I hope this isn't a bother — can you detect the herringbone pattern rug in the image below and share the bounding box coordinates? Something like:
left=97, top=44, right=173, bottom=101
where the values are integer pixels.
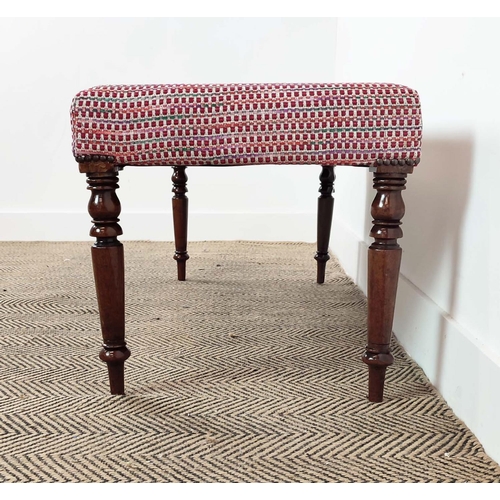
left=0, top=241, right=498, bottom=482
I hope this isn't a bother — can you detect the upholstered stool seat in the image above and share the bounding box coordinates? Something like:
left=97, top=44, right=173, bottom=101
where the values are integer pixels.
left=70, top=82, right=422, bottom=402
left=71, top=83, right=421, bottom=166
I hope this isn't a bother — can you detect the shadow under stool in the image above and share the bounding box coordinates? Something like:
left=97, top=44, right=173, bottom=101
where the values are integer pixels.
left=70, top=83, right=423, bottom=402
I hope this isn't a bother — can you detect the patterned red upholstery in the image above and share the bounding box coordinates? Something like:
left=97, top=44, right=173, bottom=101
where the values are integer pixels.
left=70, top=83, right=422, bottom=167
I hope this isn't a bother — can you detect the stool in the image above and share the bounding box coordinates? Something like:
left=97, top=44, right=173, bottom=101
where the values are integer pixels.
left=70, top=83, right=422, bottom=402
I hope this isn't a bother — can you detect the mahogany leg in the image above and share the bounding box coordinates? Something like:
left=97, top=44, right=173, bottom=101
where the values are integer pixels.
left=172, top=166, right=189, bottom=281
left=84, top=163, right=130, bottom=395
left=363, top=164, right=412, bottom=402
left=314, top=166, right=335, bottom=283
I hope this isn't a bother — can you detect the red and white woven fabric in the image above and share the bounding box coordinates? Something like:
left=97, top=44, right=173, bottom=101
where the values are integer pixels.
left=70, top=83, right=422, bottom=167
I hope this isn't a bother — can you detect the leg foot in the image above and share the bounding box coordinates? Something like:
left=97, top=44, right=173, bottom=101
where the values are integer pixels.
left=368, top=366, right=388, bottom=403
left=363, top=349, right=394, bottom=402
left=175, top=260, right=187, bottom=282
left=100, top=346, right=130, bottom=395
left=316, top=260, right=328, bottom=285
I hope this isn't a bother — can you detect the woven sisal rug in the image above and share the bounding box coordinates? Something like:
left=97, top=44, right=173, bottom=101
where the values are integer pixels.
left=0, top=241, right=498, bottom=482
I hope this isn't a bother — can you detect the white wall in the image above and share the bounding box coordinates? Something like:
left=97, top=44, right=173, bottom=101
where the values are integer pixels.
left=332, top=17, right=500, bottom=464
left=0, top=17, right=337, bottom=241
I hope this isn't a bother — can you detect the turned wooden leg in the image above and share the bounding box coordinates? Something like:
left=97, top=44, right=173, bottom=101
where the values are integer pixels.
left=363, top=162, right=413, bottom=402
left=81, top=160, right=130, bottom=395
left=172, top=166, right=189, bottom=281
left=315, top=166, right=335, bottom=283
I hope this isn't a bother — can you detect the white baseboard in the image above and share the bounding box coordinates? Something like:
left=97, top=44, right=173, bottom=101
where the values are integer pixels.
left=0, top=211, right=316, bottom=242
left=330, top=217, right=368, bottom=293
left=331, top=217, right=500, bottom=465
